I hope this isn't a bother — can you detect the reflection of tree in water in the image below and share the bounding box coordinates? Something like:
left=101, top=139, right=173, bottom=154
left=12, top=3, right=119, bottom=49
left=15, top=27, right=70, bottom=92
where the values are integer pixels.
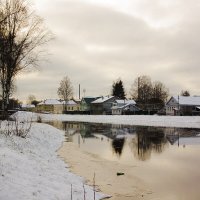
left=129, top=127, right=168, bottom=161
left=112, top=138, right=125, bottom=157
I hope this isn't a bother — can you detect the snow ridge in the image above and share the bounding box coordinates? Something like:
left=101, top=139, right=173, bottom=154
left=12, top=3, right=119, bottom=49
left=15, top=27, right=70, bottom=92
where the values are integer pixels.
left=0, top=122, right=107, bottom=200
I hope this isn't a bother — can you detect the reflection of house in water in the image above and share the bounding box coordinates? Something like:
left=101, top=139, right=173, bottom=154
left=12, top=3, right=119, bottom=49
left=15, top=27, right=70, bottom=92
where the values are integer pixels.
left=166, top=134, right=179, bottom=145
left=164, top=128, right=180, bottom=145
left=62, top=122, right=81, bottom=141
left=164, top=127, right=200, bottom=146
left=111, top=124, right=136, bottom=139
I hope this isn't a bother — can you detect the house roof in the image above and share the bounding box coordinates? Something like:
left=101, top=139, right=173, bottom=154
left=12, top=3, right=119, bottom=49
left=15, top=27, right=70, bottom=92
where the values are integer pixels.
left=115, top=99, right=136, bottom=104
left=173, top=96, right=200, bottom=106
left=82, top=97, right=99, bottom=104
left=92, top=96, right=115, bottom=104
left=112, top=103, right=137, bottom=110
left=66, top=100, right=77, bottom=105
left=21, top=104, right=35, bottom=108
left=38, top=99, right=64, bottom=105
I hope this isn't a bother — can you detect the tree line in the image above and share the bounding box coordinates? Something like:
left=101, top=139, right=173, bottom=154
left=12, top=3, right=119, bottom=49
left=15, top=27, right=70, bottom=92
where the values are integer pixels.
left=112, top=75, right=169, bottom=110
left=56, top=75, right=190, bottom=111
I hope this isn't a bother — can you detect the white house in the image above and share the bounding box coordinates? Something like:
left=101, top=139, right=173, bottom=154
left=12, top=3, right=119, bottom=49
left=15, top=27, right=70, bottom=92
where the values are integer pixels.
left=37, top=99, right=65, bottom=114
left=91, top=96, right=116, bottom=115
left=111, top=99, right=139, bottom=115
left=166, top=96, right=200, bottom=116
left=66, top=100, right=80, bottom=111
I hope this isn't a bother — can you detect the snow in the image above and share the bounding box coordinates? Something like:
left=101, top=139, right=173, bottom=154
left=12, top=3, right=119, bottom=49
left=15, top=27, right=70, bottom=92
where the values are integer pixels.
left=115, top=99, right=136, bottom=105
left=0, top=120, right=108, bottom=200
left=13, top=111, right=200, bottom=129
left=38, top=99, right=64, bottom=105
left=173, top=96, right=200, bottom=106
left=21, top=104, right=35, bottom=108
left=91, top=96, right=114, bottom=104
left=3, top=111, right=200, bottom=199
left=67, top=100, right=77, bottom=105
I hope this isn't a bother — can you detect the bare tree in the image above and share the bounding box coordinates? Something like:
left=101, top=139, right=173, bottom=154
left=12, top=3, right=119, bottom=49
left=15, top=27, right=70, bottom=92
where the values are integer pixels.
left=0, top=0, right=52, bottom=119
left=57, top=76, right=73, bottom=105
left=130, top=75, right=152, bottom=103
left=152, top=81, right=169, bottom=104
left=130, top=75, right=169, bottom=111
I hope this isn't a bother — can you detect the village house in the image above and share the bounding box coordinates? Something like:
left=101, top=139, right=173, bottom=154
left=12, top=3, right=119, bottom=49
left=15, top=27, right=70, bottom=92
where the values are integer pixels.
left=65, top=100, right=80, bottom=112
left=37, top=99, right=64, bottom=114
left=80, top=97, right=99, bottom=113
left=111, top=99, right=140, bottom=115
left=166, top=96, right=200, bottom=116
left=91, top=96, right=116, bottom=115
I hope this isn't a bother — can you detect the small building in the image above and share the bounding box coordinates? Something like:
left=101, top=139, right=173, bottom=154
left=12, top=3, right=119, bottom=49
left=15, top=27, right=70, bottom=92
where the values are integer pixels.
left=166, top=96, right=200, bottom=116
left=91, top=96, right=116, bottom=115
left=111, top=99, right=140, bottom=115
left=66, top=100, right=80, bottom=112
left=37, top=99, right=64, bottom=114
left=80, top=97, right=99, bottom=112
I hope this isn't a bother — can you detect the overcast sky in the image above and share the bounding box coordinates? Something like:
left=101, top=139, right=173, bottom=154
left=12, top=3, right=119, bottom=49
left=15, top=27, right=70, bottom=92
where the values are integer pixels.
left=16, top=0, right=200, bottom=102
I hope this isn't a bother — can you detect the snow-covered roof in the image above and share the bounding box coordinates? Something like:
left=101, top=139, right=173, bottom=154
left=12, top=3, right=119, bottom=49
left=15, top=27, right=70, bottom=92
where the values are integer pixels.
left=115, top=99, right=136, bottom=104
left=82, top=97, right=99, bottom=104
left=92, top=96, right=114, bottom=104
left=38, top=99, right=64, bottom=105
left=112, top=103, right=137, bottom=110
left=173, top=96, right=200, bottom=106
left=21, top=104, right=35, bottom=108
left=66, top=100, right=77, bottom=105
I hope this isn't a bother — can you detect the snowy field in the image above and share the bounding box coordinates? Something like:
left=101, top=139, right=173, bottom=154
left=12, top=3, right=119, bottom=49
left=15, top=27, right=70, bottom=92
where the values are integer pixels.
left=15, top=111, right=200, bottom=128
left=0, top=120, right=108, bottom=200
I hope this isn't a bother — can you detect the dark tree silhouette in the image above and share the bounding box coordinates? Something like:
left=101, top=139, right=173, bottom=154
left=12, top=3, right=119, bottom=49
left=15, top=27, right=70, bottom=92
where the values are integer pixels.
left=181, top=90, right=190, bottom=96
left=112, top=78, right=126, bottom=99
left=112, top=138, right=125, bottom=156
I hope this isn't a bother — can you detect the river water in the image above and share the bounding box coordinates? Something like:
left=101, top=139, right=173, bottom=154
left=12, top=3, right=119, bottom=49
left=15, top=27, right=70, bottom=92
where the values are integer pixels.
left=50, top=121, right=200, bottom=200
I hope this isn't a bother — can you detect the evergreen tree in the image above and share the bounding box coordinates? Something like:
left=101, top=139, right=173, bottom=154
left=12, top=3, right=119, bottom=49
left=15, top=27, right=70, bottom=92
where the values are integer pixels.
left=112, top=79, right=126, bottom=99
left=181, top=90, right=190, bottom=96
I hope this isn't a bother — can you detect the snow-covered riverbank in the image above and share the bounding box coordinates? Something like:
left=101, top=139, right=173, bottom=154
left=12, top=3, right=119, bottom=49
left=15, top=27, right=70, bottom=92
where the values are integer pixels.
left=15, top=111, right=200, bottom=128
left=2, top=111, right=200, bottom=199
left=0, top=121, right=108, bottom=200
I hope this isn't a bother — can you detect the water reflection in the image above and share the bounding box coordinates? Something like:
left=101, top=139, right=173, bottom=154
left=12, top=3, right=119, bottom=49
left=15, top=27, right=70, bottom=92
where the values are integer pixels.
left=112, top=138, right=125, bottom=156
left=130, top=127, right=168, bottom=161
left=49, top=121, right=200, bottom=161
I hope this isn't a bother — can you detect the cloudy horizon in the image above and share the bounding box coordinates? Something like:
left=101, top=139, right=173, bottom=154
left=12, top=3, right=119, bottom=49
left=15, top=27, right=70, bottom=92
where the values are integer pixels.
left=15, top=0, right=200, bottom=102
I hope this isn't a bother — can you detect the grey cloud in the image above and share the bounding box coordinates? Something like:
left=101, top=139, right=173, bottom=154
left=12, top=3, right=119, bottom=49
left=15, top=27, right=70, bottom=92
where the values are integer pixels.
left=16, top=0, right=200, bottom=101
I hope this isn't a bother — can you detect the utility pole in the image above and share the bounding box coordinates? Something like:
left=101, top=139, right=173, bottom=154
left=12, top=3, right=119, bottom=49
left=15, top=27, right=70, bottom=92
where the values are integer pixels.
left=79, top=84, right=80, bottom=100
